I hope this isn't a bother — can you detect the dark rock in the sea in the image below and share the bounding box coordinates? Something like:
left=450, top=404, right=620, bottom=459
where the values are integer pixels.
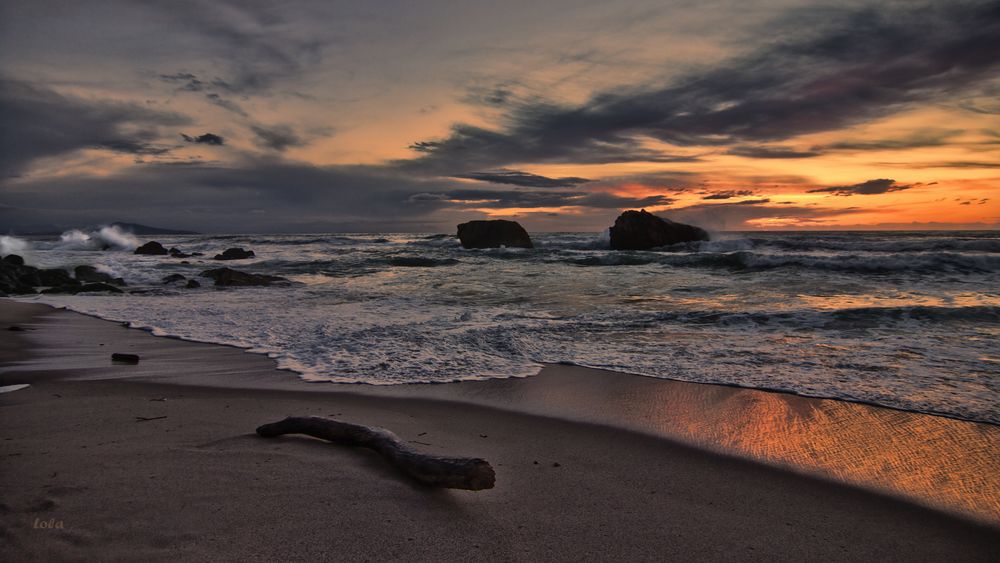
left=213, top=247, right=255, bottom=260
left=9, top=326, right=25, bottom=331
left=135, top=241, right=168, bottom=255
left=168, top=247, right=193, bottom=258
left=199, top=267, right=288, bottom=287
left=608, top=209, right=709, bottom=250
left=111, top=353, right=140, bottom=364
left=2, top=255, right=25, bottom=266
left=185, top=279, right=201, bottom=289
left=456, top=220, right=533, bottom=249
left=162, top=274, right=186, bottom=284
left=37, top=268, right=77, bottom=287
left=75, top=265, right=125, bottom=286
left=42, top=282, right=124, bottom=295
left=0, top=259, right=38, bottom=294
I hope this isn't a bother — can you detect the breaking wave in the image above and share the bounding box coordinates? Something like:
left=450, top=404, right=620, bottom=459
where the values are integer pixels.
left=57, top=225, right=140, bottom=251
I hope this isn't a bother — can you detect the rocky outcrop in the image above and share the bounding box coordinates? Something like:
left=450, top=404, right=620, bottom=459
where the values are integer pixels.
left=456, top=220, right=533, bottom=249
left=75, top=265, right=125, bottom=286
left=0, top=258, right=127, bottom=295
left=36, top=268, right=77, bottom=287
left=135, top=241, right=168, bottom=255
left=213, top=247, right=255, bottom=260
left=608, top=210, right=709, bottom=250
left=0, top=257, right=37, bottom=295
left=185, top=279, right=201, bottom=289
left=162, top=274, right=186, bottom=284
left=42, top=282, right=124, bottom=295
left=200, top=267, right=288, bottom=287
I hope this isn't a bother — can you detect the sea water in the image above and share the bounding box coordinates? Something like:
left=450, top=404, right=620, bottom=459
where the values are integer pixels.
left=8, top=228, right=999, bottom=424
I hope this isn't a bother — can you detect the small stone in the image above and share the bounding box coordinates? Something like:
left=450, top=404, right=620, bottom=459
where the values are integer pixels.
left=111, top=353, right=140, bottom=364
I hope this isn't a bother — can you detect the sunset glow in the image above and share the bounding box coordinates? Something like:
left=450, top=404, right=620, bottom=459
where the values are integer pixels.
left=1, top=1, right=998, bottom=233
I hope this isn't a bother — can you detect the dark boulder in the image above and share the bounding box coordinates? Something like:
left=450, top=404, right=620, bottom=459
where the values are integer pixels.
left=135, top=241, right=168, bottom=255
left=111, top=353, right=140, bottom=364
left=162, top=273, right=186, bottom=284
left=213, top=247, right=255, bottom=260
left=0, top=259, right=37, bottom=295
left=185, top=279, right=201, bottom=289
left=168, top=247, right=192, bottom=258
left=37, top=268, right=77, bottom=287
left=75, top=265, right=125, bottom=286
left=42, top=282, right=123, bottom=295
left=456, top=220, right=533, bottom=249
left=199, top=267, right=288, bottom=287
left=2, top=255, right=25, bottom=266
left=608, top=209, right=709, bottom=250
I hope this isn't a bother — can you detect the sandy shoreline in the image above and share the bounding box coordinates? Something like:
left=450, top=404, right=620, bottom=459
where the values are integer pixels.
left=1, top=301, right=998, bottom=561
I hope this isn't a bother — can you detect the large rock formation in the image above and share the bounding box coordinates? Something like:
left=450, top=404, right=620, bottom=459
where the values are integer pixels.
left=200, top=267, right=289, bottom=287
left=214, top=247, right=255, bottom=260
left=608, top=210, right=709, bottom=250
left=134, top=241, right=168, bottom=255
left=456, top=220, right=533, bottom=249
left=0, top=256, right=37, bottom=295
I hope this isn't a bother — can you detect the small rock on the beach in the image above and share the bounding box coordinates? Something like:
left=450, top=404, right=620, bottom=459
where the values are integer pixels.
left=185, top=279, right=201, bottom=289
left=111, top=353, right=140, bottom=364
left=162, top=273, right=186, bottom=284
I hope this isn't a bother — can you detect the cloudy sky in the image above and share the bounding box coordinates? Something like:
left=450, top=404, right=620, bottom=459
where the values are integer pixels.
left=1, top=0, right=998, bottom=233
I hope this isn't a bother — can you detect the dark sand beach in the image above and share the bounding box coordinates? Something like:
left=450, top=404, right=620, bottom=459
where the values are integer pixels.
left=1, top=300, right=998, bottom=561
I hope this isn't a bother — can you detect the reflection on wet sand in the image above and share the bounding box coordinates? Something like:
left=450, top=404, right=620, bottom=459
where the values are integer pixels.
left=381, top=364, right=1000, bottom=525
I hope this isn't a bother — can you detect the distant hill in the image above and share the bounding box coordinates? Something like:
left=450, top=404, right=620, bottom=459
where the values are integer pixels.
left=110, top=222, right=200, bottom=235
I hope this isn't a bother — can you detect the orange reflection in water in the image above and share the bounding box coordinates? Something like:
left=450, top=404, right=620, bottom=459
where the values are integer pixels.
left=421, top=365, right=1000, bottom=525
left=648, top=382, right=1000, bottom=524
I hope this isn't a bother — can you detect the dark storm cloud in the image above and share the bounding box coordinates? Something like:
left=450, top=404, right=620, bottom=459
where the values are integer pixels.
left=816, top=129, right=964, bottom=151
left=701, top=190, right=756, bottom=200
left=726, top=145, right=821, bottom=159
left=205, top=93, right=248, bottom=117
left=0, top=77, right=190, bottom=177
left=151, top=1, right=328, bottom=95
left=97, top=140, right=172, bottom=155
left=464, top=85, right=516, bottom=107
left=415, top=189, right=673, bottom=209
left=455, top=170, right=591, bottom=188
left=401, top=122, right=701, bottom=174
left=406, top=1, right=1000, bottom=172
left=0, top=159, right=460, bottom=233
left=251, top=124, right=305, bottom=151
left=807, top=178, right=912, bottom=196
left=181, top=133, right=225, bottom=145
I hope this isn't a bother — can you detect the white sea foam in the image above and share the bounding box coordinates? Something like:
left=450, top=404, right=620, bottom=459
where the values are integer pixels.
left=0, top=235, right=31, bottom=258
left=58, top=225, right=140, bottom=251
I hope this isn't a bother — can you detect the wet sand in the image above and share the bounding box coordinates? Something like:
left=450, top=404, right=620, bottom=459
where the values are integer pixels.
left=1, top=301, right=998, bottom=561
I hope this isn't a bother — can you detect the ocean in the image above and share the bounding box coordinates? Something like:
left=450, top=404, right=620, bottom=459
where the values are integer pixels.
left=5, top=227, right=999, bottom=424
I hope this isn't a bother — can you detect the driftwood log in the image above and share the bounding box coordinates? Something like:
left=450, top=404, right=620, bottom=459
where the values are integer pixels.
left=256, top=416, right=495, bottom=491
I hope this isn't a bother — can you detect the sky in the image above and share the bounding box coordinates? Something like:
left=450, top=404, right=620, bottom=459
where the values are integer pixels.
left=1, top=0, right=998, bottom=233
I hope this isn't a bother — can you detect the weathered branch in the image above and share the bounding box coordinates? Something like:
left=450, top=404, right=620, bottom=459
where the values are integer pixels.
left=256, top=416, right=495, bottom=491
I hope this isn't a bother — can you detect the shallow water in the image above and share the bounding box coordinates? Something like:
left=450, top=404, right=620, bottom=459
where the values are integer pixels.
left=10, top=228, right=1000, bottom=424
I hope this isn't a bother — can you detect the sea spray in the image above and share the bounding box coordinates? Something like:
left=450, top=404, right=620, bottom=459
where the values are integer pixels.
left=58, top=225, right=140, bottom=251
